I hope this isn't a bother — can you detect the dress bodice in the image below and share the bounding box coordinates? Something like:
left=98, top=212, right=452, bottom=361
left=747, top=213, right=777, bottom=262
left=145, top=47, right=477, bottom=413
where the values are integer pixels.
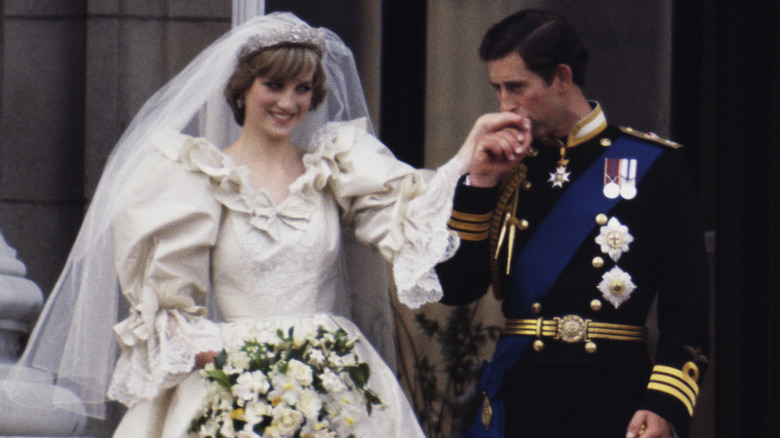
left=211, top=184, right=346, bottom=320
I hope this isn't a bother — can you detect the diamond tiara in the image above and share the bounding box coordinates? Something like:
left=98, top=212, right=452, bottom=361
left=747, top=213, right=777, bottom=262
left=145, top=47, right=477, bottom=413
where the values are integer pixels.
left=238, top=24, right=326, bottom=59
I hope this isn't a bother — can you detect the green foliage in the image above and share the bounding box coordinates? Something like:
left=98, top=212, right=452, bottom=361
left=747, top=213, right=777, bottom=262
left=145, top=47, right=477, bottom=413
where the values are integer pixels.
left=397, top=304, right=500, bottom=438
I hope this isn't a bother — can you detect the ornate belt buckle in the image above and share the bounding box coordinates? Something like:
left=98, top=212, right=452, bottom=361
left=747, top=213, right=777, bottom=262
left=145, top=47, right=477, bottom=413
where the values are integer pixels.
left=557, top=314, right=587, bottom=343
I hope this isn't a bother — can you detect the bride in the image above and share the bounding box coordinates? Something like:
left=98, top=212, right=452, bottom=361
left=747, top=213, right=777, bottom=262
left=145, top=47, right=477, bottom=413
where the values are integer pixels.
left=5, top=11, right=528, bottom=438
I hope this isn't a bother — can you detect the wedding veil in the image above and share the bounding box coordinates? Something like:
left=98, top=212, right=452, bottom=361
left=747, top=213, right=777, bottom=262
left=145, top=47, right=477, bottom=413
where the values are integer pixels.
left=3, top=12, right=390, bottom=425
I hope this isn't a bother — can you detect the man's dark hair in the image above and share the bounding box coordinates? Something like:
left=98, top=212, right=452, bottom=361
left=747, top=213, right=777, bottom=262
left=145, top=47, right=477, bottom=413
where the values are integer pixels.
left=479, top=9, right=589, bottom=86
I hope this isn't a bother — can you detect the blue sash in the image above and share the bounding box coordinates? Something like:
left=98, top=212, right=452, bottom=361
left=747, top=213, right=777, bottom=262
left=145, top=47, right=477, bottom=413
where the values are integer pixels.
left=466, top=136, right=663, bottom=437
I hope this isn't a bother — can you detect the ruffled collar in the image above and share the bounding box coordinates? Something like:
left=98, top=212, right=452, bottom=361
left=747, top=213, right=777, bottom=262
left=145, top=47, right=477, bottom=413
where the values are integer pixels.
left=149, top=118, right=368, bottom=241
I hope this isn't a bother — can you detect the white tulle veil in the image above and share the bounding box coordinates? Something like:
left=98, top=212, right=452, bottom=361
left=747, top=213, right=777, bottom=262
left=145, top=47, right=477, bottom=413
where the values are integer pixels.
left=2, top=12, right=393, bottom=427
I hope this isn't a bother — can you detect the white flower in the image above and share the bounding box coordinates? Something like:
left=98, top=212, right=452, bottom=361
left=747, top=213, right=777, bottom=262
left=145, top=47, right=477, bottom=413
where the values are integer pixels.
left=261, top=426, right=284, bottom=438
left=234, top=370, right=271, bottom=402
left=297, top=388, right=323, bottom=420
left=293, top=331, right=309, bottom=348
left=236, top=425, right=261, bottom=438
left=301, top=422, right=337, bottom=438
left=595, top=217, right=634, bottom=262
left=322, top=332, right=335, bottom=344
left=326, top=352, right=344, bottom=367
left=200, top=417, right=220, bottom=436
left=287, top=359, right=314, bottom=386
left=229, top=350, right=252, bottom=369
left=320, top=369, right=348, bottom=393
left=307, top=348, right=326, bottom=365
left=219, top=417, right=236, bottom=437
left=271, top=406, right=304, bottom=436
left=244, top=399, right=273, bottom=425
left=190, top=325, right=381, bottom=438
left=269, top=372, right=298, bottom=402
left=223, top=363, right=243, bottom=376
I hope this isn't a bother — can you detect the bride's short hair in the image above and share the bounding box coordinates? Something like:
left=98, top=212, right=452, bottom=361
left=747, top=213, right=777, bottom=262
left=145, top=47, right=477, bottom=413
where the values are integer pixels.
left=225, top=43, right=327, bottom=126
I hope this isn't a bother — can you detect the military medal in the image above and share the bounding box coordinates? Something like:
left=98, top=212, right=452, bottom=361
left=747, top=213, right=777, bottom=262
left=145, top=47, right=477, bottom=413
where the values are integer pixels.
left=619, top=158, right=637, bottom=199
left=603, top=158, right=620, bottom=198
left=603, top=158, right=638, bottom=199
left=548, top=144, right=571, bottom=188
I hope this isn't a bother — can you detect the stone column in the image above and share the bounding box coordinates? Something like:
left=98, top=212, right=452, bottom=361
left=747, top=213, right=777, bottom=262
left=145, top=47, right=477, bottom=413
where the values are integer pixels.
left=0, top=232, right=41, bottom=364
left=0, top=229, right=87, bottom=436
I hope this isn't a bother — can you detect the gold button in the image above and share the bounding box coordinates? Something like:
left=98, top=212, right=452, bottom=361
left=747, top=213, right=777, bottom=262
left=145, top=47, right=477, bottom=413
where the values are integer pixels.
left=521, top=180, right=532, bottom=191
left=585, top=341, right=598, bottom=353
left=518, top=219, right=529, bottom=230
left=596, top=214, right=608, bottom=225
left=592, top=256, right=604, bottom=268
left=600, top=138, right=612, bottom=147
left=533, top=340, right=545, bottom=351
left=531, top=302, right=542, bottom=314
left=528, top=147, right=539, bottom=157
left=590, top=299, right=603, bottom=311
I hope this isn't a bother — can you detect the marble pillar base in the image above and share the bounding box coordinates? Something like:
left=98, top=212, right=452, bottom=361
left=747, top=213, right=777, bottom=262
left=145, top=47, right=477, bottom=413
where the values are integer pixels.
left=0, top=365, right=88, bottom=436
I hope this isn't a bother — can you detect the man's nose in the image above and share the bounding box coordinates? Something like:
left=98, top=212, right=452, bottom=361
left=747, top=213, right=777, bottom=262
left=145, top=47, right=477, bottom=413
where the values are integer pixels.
left=498, top=90, right=518, bottom=113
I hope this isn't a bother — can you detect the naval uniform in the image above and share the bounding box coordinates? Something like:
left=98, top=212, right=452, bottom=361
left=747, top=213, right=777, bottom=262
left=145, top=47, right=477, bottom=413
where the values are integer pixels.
left=436, top=104, right=709, bottom=437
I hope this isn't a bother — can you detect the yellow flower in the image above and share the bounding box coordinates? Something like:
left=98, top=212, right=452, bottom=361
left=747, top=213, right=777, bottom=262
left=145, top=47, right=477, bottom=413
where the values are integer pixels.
left=231, top=407, right=246, bottom=421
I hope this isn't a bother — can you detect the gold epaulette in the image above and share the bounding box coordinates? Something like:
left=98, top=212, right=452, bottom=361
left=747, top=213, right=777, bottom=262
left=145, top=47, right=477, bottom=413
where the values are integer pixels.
left=620, top=126, right=683, bottom=149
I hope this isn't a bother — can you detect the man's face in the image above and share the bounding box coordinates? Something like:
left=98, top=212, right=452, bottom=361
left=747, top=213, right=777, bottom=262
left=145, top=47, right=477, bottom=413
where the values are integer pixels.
left=487, top=52, right=563, bottom=139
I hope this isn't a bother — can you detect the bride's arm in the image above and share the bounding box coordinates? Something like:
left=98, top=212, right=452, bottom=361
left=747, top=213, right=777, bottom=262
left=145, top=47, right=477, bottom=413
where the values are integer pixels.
left=107, top=139, right=224, bottom=408
left=311, top=118, right=528, bottom=309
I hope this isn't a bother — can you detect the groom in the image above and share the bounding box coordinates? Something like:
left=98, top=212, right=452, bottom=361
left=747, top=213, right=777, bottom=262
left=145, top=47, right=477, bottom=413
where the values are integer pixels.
left=437, top=8, right=710, bottom=438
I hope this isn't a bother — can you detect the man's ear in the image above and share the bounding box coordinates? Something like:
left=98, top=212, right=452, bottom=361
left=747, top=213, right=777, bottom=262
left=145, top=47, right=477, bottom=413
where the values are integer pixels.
left=552, top=64, right=574, bottom=92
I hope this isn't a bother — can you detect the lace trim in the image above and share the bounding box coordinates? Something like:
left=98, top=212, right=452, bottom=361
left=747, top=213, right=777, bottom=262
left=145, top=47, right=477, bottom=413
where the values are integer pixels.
left=394, top=156, right=465, bottom=308
left=107, top=310, right=222, bottom=407
left=302, top=119, right=465, bottom=309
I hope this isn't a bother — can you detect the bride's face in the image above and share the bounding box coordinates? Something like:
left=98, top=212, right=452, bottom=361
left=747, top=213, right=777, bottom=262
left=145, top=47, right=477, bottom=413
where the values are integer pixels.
left=243, top=72, right=314, bottom=140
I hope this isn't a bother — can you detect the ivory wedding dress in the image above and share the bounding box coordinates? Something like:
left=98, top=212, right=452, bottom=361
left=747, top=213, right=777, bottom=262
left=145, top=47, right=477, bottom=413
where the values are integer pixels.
left=108, top=119, right=463, bottom=437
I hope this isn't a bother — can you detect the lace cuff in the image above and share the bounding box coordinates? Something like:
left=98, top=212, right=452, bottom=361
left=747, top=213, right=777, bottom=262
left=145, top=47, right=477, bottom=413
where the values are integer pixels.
left=394, top=156, right=465, bottom=308
left=107, top=309, right=223, bottom=407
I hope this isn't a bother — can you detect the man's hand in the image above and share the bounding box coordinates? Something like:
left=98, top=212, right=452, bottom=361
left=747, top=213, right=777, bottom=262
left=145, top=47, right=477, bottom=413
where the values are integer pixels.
left=626, top=409, right=673, bottom=438
left=456, top=112, right=532, bottom=187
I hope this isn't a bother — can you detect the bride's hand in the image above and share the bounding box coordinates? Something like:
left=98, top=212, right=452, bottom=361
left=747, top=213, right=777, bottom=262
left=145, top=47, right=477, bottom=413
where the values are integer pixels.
left=195, top=351, right=220, bottom=369
left=456, top=112, right=532, bottom=187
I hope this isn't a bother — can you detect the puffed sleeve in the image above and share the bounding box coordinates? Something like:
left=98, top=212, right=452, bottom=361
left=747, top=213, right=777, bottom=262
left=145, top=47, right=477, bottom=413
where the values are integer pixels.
left=107, top=131, right=225, bottom=407
left=304, top=119, right=467, bottom=308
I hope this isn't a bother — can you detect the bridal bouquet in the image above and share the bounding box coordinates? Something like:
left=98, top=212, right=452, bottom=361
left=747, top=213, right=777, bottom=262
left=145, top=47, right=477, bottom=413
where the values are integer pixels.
left=189, top=326, right=382, bottom=438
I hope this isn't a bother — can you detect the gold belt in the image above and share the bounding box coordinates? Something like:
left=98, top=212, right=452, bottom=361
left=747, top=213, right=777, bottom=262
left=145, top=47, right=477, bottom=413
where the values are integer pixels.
left=504, top=315, right=648, bottom=344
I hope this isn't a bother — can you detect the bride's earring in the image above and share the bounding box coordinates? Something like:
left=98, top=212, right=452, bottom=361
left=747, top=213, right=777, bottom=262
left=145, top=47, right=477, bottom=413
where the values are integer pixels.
left=237, top=97, right=245, bottom=109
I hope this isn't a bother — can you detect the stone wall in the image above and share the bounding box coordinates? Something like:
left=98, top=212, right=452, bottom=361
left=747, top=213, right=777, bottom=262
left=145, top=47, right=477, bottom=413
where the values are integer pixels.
left=1, top=0, right=232, bottom=296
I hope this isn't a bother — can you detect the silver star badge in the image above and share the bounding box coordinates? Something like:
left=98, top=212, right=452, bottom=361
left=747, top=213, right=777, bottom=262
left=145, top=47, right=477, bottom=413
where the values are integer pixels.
left=548, top=166, right=570, bottom=188
left=595, top=217, right=634, bottom=262
left=597, top=266, right=637, bottom=308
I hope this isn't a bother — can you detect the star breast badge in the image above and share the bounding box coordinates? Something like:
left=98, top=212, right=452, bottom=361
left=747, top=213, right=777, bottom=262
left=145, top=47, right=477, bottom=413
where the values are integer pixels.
left=595, top=217, right=634, bottom=262
left=548, top=166, right=571, bottom=188
left=597, top=266, right=637, bottom=308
